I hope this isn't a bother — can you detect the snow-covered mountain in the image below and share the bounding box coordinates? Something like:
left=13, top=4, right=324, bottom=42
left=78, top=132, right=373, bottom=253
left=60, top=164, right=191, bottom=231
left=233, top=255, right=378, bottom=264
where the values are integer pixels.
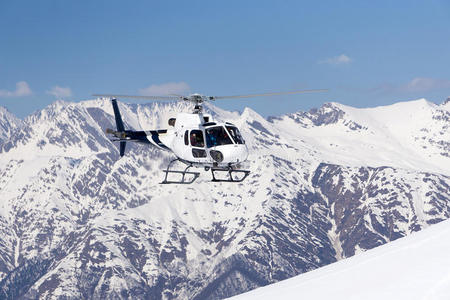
left=0, top=98, right=448, bottom=299
left=231, top=216, right=450, bottom=300
left=0, top=106, right=22, bottom=144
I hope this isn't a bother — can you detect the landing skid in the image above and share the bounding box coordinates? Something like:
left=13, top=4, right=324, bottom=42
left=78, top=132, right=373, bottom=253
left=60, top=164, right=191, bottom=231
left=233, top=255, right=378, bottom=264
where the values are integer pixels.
left=161, top=159, right=200, bottom=184
left=210, top=167, right=250, bottom=183
left=160, top=159, right=250, bottom=184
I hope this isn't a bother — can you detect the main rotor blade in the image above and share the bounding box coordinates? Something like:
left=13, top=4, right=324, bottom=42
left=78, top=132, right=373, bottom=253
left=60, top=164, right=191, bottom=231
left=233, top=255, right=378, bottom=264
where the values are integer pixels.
left=92, top=94, right=182, bottom=100
left=212, top=89, right=328, bottom=100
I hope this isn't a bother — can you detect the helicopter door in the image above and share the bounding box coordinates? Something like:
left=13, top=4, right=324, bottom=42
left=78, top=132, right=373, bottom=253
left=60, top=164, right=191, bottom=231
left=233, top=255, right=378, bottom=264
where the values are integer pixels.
left=189, top=130, right=207, bottom=159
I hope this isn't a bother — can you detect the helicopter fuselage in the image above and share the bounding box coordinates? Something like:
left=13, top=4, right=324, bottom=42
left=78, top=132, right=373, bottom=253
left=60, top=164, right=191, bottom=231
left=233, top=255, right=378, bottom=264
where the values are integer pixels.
left=154, top=112, right=249, bottom=168
left=99, top=88, right=326, bottom=183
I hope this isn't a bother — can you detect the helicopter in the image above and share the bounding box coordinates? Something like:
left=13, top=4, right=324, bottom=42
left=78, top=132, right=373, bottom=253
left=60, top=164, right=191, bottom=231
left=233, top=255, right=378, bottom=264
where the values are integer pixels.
left=93, top=89, right=326, bottom=184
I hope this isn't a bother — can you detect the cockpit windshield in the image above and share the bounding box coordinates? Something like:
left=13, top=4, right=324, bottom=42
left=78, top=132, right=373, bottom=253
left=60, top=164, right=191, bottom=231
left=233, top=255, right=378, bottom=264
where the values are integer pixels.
left=226, top=126, right=244, bottom=144
left=205, top=126, right=233, bottom=148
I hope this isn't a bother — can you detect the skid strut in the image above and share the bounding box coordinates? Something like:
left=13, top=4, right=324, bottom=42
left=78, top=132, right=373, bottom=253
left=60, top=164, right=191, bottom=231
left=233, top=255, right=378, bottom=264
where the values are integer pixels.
left=211, top=167, right=250, bottom=182
left=161, top=159, right=200, bottom=184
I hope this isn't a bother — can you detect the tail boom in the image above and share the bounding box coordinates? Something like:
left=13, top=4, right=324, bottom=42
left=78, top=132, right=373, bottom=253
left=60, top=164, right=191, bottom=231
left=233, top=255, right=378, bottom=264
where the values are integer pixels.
left=107, top=99, right=169, bottom=156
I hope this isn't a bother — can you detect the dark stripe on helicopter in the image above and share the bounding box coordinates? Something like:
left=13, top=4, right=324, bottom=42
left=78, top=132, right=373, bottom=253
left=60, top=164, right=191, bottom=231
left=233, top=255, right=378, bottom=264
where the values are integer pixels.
left=149, top=130, right=169, bottom=150
left=113, top=130, right=169, bottom=150
left=121, top=130, right=150, bottom=143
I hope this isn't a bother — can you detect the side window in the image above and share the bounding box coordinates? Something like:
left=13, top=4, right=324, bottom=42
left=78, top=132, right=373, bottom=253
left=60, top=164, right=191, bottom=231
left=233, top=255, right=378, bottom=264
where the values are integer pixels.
left=192, top=148, right=206, bottom=158
left=190, top=130, right=205, bottom=147
left=184, top=130, right=189, bottom=145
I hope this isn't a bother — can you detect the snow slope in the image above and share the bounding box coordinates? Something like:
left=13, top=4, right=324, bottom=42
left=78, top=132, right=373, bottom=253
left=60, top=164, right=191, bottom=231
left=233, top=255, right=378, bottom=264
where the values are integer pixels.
left=232, top=217, right=450, bottom=300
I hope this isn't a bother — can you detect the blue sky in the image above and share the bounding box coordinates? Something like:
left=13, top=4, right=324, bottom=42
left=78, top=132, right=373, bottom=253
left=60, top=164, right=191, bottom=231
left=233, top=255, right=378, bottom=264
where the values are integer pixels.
left=1, top=0, right=450, bottom=118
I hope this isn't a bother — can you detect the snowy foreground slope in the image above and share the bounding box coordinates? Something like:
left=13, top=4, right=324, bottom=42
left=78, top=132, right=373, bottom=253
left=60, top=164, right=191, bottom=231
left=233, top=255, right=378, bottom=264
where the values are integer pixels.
left=0, top=98, right=448, bottom=299
left=232, top=217, right=450, bottom=300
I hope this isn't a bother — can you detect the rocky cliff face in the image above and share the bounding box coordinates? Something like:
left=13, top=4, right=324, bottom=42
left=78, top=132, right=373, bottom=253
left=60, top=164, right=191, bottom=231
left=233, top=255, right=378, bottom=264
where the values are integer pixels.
left=0, top=99, right=449, bottom=299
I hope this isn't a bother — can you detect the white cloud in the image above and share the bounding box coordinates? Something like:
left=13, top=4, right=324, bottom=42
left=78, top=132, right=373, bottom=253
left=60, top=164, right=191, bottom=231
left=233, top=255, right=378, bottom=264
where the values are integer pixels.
left=319, top=54, right=352, bottom=65
left=372, top=77, right=450, bottom=94
left=138, top=82, right=190, bottom=96
left=400, top=77, right=450, bottom=93
left=0, top=81, right=32, bottom=97
left=46, top=86, right=72, bottom=99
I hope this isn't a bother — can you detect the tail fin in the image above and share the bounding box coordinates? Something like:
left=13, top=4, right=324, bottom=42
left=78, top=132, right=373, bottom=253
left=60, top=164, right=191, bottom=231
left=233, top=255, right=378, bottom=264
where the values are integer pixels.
left=111, top=98, right=126, bottom=157
left=119, top=141, right=126, bottom=157
left=111, top=98, right=125, bottom=132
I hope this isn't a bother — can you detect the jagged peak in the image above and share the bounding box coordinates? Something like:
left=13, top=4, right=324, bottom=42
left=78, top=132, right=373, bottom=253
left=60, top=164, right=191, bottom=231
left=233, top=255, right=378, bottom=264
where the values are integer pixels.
left=0, top=106, right=22, bottom=139
left=327, top=99, right=436, bottom=116
left=41, top=99, right=71, bottom=113
left=310, top=101, right=344, bottom=113
left=361, top=98, right=434, bottom=111
left=241, top=106, right=266, bottom=122
left=0, top=105, right=20, bottom=121
left=0, top=105, right=12, bottom=114
left=25, top=100, right=83, bottom=124
left=53, top=99, right=70, bottom=107
left=79, top=98, right=110, bottom=110
left=441, top=97, right=450, bottom=112
left=267, top=102, right=346, bottom=127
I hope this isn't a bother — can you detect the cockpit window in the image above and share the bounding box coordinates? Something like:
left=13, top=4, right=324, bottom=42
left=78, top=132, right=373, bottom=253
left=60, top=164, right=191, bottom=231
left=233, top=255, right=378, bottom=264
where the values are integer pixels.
left=190, top=130, right=205, bottom=147
left=226, top=126, right=244, bottom=144
left=205, top=126, right=233, bottom=148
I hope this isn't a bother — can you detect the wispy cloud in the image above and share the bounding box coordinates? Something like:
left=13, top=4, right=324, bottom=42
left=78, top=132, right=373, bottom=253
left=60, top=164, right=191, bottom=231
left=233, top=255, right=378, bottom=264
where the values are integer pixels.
left=0, top=81, right=32, bottom=97
left=138, top=82, right=190, bottom=96
left=47, top=86, right=72, bottom=99
left=319, top=54, right=352, bottom=65
left=400, top=77, right=450, bottom=93
left=372, top=77, right=450, bottom=94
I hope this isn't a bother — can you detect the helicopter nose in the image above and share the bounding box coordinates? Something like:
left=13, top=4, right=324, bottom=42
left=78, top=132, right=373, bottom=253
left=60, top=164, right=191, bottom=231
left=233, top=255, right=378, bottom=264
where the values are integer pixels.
left=230, top=144, right=248, bottom=163
left=211, top=144, right=248, bottom=165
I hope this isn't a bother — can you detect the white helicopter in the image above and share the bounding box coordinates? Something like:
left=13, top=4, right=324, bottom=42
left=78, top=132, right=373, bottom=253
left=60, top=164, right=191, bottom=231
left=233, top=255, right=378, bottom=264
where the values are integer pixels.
left=93, top=90, right=326, bottom=184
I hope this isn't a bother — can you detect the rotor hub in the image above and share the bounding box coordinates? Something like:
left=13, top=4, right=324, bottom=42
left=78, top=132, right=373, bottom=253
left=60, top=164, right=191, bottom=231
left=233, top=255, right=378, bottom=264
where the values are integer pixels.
left=184, top=94, right=211, bottom=113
